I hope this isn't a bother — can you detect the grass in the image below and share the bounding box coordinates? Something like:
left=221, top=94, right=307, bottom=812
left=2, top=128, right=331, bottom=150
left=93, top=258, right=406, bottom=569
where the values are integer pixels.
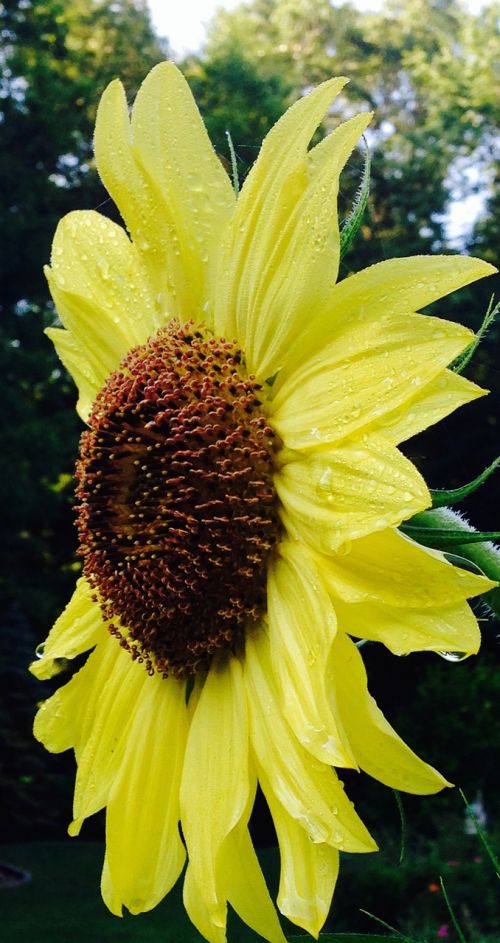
left=0, top=841, right=281, bottom=943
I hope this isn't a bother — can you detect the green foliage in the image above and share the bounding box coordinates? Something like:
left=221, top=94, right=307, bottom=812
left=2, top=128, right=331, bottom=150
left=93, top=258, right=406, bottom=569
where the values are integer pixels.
left=0, top=607, right=73, bottom=838
left=393, top=653, right=500, bottom=813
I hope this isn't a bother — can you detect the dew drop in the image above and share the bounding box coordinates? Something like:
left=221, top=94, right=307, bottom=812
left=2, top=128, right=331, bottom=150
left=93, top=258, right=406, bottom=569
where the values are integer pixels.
left=97, top=258, right=110, bottom=280
left=437, top=651, right=470, bottom=663
left=35, top=643, right=45, bottom=659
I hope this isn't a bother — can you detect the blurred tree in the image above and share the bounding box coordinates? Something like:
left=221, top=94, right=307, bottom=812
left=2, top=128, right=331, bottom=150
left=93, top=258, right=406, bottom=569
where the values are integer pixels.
left=204, top=0, right=499, bottom=268
left=183, top=51, right=291, bottom=180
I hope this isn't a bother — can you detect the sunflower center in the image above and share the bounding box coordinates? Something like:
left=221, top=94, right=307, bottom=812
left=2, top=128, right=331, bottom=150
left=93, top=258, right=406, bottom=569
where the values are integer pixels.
left=75, top=321, right=281, bottom=678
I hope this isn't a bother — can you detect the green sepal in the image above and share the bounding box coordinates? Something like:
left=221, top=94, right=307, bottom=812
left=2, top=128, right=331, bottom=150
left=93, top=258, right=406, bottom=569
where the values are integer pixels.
left=225, top=129, right=240, bottom=195
left=430, top=457, right=500, bottom=508
left=451, top=294, right=499, bottom=374
left=392, top=789, right=406, bottom=864
left=443, top=552, right=486, bottom=575
left=401, top=507, right=500, bottom=617
left=339, top=137, right=370, bottom=261
left=401, top=525, right=500, bottom=547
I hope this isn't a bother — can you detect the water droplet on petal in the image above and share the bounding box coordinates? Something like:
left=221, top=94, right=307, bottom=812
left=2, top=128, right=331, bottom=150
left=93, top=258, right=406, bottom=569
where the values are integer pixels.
left=437, top=651, right=470, bottom=663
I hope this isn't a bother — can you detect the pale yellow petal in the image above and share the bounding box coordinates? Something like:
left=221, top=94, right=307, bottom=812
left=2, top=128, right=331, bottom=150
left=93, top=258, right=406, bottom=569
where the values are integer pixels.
left=94, top=63, right=235, bottom=322
left=100, top=856, right=122, bottom=918
left=276, top=435, right=430, bottom=550
left=329, top=632, right=450, bottom=793
left=315, top=527, right=495, bottom=607
left=227, top=112, right=372, bottom=378
left=214, top=78, right=348, bottom=346
left=245, top=631, right=377, bottom=853
left=180, top=657, right=250, bottom=926
left=220, top=824, right=287, bottom=943
left=260, top=769, right=339, bottom=937
left=45, top=328, right=101, bottom=422
left=70, top=645, right=149, bottom=833
left=334, top=595, right=481, bottom=656
left=373, top=369, right=487, bottom=444
left=104, top=674, right=187, bottom=915
left=47, top=210, right=158, bottom=361
left=268, top=543, right=355, bottom=767
left=30, top=578, right=105, bottom=680
left=271, top=254, right=496, bottom=389
left=270, top=310, right=475, bottom=450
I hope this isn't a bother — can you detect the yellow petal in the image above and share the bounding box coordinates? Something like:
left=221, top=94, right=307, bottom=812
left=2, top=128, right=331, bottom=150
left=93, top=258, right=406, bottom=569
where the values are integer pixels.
left=276, top=434, right=430, bottom=550
left=33, top=633, right=117, bottom=755
left=268, top=543, right=355, bottom=766
left=183, top=865, right=227, bottom=943
left=316, top=527, right=495, bottom=607
left=245, top=631, right=377, bottom=853
left=103, top=673, right=187, bottom=915
left=47, top=209, right=158, bottom=363
left=329, top=632, right=450, bottom=793
left=70, top=645, right=149, bottom=832
left=94, top=63, right=235, bottom=321
left=270, top=310, right=475, bottom=451
left=228, top=112, right=372, bottom=378
left=373, top=368, right=486, bottom=444
left=220, top=823, right=287, bottom=943
left=45, top=328, right=101, bottom=422
left=180, top=656, right=250, bottom=926
left=334, top=595, right=481, bottom=656
left=272, top=254, right=496, bottom=389
left=30, top=579, right=105, bottom=680
left=214, top=77, right=348, bottom=346
left=261, top=770, right=339, bottom=937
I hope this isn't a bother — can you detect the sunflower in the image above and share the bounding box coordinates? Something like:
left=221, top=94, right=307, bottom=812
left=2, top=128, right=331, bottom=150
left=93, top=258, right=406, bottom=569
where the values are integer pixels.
left=32, top=63, right=495, bottom=942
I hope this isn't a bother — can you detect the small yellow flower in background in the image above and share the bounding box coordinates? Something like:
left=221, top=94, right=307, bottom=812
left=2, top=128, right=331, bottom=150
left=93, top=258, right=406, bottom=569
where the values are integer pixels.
left=32, top=62, right=496, bottom=943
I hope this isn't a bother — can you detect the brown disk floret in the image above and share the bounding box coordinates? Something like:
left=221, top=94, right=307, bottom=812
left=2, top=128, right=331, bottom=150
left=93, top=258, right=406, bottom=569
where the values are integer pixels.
left=75, top=321, right=281, bottom=678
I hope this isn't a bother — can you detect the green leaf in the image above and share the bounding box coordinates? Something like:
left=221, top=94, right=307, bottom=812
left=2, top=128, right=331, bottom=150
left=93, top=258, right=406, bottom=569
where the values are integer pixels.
left=451, top=294, right=499, bottom=374
left=439, top=877, right=469, bottom=943
left=430, top=457, right=500, bottom=508
left=339, top=137, right=371, bottom=261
